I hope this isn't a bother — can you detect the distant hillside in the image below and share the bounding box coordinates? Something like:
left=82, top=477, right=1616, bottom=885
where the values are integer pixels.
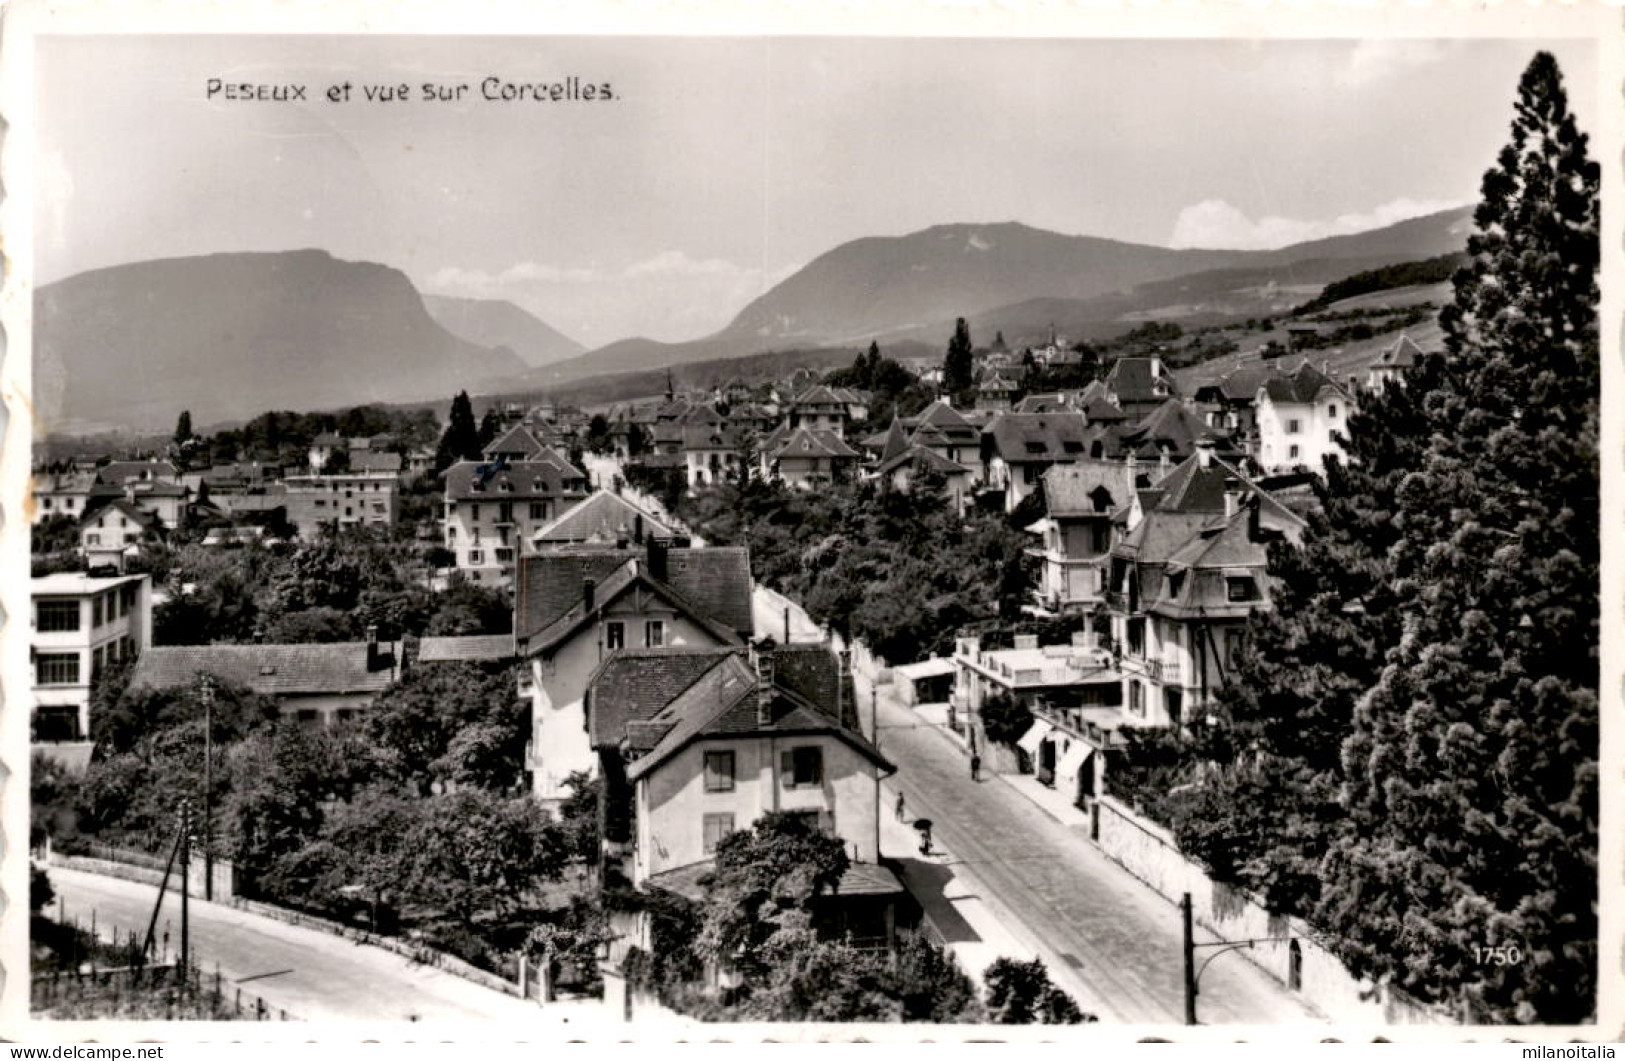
left=534, top=206, right=1473, bottom=384
left=36, top=250, right=525, bottom=434
left=422, top=294, right=585, bottom=367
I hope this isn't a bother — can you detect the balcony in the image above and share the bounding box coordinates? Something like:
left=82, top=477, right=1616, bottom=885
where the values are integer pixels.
left=1033, top=702, right=1127, bottom=751
left=1144, top=658, right=1181, bottom=683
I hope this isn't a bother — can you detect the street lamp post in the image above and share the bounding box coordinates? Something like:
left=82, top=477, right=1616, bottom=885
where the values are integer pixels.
left=1181, top=890, right=1296, bottom=1024
left=200, top=678, right=214, bottom=901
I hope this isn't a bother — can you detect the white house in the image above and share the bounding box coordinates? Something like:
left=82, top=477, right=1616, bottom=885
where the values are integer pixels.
left=442, top=458, right=590, bottom=585
left=31, top=573, right=152, bottom=760
left=1255, top=362, right=1356, bottom=475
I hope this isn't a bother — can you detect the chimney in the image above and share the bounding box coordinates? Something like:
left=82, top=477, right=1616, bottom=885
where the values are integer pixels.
left=647, top=538, right=669, bottom=583
left=633, top=514, right=644, bottom=545
left=583, top=576, right=596, bottom=612
left=366, top=624, right=383, bottom=671
left=1195, top=437, right=1216, bottom=469
left=783, top=606, right=792, bottom=644
left=755, top=639, right=776, bottom=727
left=1223, top=477, right=1241, bottom=519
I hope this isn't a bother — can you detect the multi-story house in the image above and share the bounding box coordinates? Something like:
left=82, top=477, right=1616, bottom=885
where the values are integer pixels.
left=80, top=500, right=164, bottom=571
left=682, top=424, right=749, bottom=488
left=1102, top=357, right=1179, bottom=423
left=31, top=573, right=152, bottom=756
left=981, top=411, right=1090, bottom=513
left=870, top=416, right=975, bottom=511
left=1191, top=364, right=1277, bottom=455
left=757, top=426, right=861, bottom=489
left=282, top=470, right=401, bottom=539
left=1255, top=362, right=1356, bottom=474
left=442, top=459, right=590, bottom=585
left=589, top=640, right=905, bottom=957
left=32, top=471, right=121, bottom=525
left=1026, top=462, right=1139, bottom=613
left=129, top=631, right=401, bottom=729
left=1107, top=441, right=1307, bottom=733
left=514, top=538, right=755, bottom=809
left=976, top=373, right=1019, bottom=413
left=1366, top=333, right=1424, bottom=391
left=785, top=385, right=856, bottom=437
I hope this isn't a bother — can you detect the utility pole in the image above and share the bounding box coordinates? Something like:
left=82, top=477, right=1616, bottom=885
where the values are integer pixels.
left=201, top=678, right=214, bottom=901
left=179, top=800, right=192, bottom=984
left=872, top=686, right=881, bottom=858
left=1182, top=892, right=1197, bottom=1024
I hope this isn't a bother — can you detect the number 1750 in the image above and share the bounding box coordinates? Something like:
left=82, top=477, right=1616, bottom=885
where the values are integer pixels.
left=1474, top=945, right=1523, bottom=965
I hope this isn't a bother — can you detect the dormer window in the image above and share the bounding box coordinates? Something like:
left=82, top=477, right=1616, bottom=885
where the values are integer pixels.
left=1227, top=576, right=1259, bottom=602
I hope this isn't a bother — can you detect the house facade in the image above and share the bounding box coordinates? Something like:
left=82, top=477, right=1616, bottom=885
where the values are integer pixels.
left=31, top=573, right=153, bottom=752
left=282, top=471, right=401, bottom=538
left=1027, top=462, right=1139, bottom=613
left=758, top=426, right=861, bottom=489
left=442, top=459, right=590, bottom=585
left=514, top=540, right=755, bottom=808
left=1256, top=362, right=1356, bottom=475
left=80, top=500, right=163, bottom=571
left=981, top=411, right=1090, bottom=513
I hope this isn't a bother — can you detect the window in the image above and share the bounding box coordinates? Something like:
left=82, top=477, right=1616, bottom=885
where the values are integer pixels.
left=530, top=502, right=547, bottom=520
left=499, top=502, right=513, bottom=523
left=646, top=620, right=666, bottom=648
left=703, top=813, right=735, bottom=854
left=92, top=646, right=106, bottom=679
left=1167, top=572, right=1186, bottom=600
left=704, top=750, right=736, bottom=792
left=314, top=499, right=326, bottom=508
left=788, top=746, right=824, bottom=788
left=495, top=547, right=514, bottom=563
left=1288, top=445, right=1301, bottom=460
left=37, top=601, right=80, bottom=632
left=93, top=596, right=105, bottom=627
left=1286, top=419, right=1302, bottom=434
left=606, top=621, right=626, bottom=651
left=471, top=503, right=481, bottom=521
left=296, top=709, right=321, bottom=727
left=447, top=525, right=456, bottom=541
left=1226, top=577, right=1258, bottom=603
left=1129, top=680, right=1144, bottom=716
left=37, top=653, right=81, bottom=686
left=468, top=549, right=485, bottom=565
left=1328, top=404, right=1339, bottom=418
left=86, top=532, right=102, bottom=546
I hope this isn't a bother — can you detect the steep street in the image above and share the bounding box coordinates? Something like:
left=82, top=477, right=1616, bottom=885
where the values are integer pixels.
left=860, top=673, right=1324, bottom=1026
left=44, top=867, right=609, bottom=1026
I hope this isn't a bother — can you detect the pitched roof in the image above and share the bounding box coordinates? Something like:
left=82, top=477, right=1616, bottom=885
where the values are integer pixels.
left=765, top=427, right=860, bottom=461
left=1261, top=362, right=1353, bottom=404
left=128, top=642, right=400, bottom=697
left=311, top=432, right=344, bottom=446
left=588, top=647, right=742, bottom=749
left=533, top=491, right=673, bottom=546
left=1104, top=358, right=1177, bottom=404
left=983, top=412, right=1090, bottom=463
left=1111, top=400, right=1233, bottom=460
left=1014, top=393, right=1070, bottom=413
left=1042, top=462, right=1139, bottom=518
left=877, top=416, right=911, bottom=465
left=681, top=424, right=748, bottom=451
left=417, top=633, right=516, bottom=663
left=876, top=444, right=972, bottom=478
left=621, top=648, right=891, bottom=782
left=350, top=451, right=403, bottom=473
left=96, top=461, right=178, bottom=485
left=1375, top=333, right=1424, bottom=369
left=483, top=424, right=549, bottom=460
left=914, top=400, right=979, bottom=438
left=444, top=459, right=585, bottom=502
left=514, top=545, right=754, bottom=653
left=792, top=384, right=849, bottom=407
left=644, top=858, right=903, bottom=904
left=82, top=498, right=161, bottom=530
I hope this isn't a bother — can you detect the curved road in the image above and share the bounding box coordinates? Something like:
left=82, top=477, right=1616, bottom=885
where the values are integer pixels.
left=862, top=673, right=1323, bottom=1026
left=44, top=867, right=597, bottom=1025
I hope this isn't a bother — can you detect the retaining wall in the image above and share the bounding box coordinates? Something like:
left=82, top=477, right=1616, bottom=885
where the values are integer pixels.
left=1091, top=795, right=1451, bottom=1025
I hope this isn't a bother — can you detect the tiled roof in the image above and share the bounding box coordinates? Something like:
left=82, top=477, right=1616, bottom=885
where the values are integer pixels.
left=876, top=445, right=972, bottom=478
left=766, top=427, right=860, bottom=461
left=984, top=412, right=1090, bottom=463
left=1110, top=400, right=1233, bottom=461
left=483, top=424, right=548, bottom=460
left=350, top=451, right=403, bottom=473
left=128, top=642, right=401, bottom=697
left=1042, top=462, right=1138, bottom=518
left=96, top=461, right=178, bottom=485
left=915, top=400, right=980, bottom=439
left=587, top=647, right=738, bottom=749
left=1261, top=363, right=1352, bottom=405
left=444, top=459, right=584, bottom=502
left=82, top=498, right=160, bottom=530
left=877, top=416, right=911, bottom=465
left=792, top=384, right=848, bottom=407
left=533, top=491, right=673, bottom=545
left=1375, top=333, right=1424, bottom=369
left=681, top=424, right=748, bottom=451
left=1104, top=358, right=1177, bottom=404
left=1014, top=393, right=1070, bottom=413
left=417, top=633, right=516, bottom=663
left=644, top=858, right=903, bottom=904
left=514, top=545, right=753, bottom=653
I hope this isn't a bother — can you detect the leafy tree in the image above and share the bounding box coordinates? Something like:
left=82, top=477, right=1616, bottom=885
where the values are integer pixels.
left=942, top=317, right=975, bottom=396
left=585, top=413, right=612, bottom=455
left=32, top=865, right=56, bottom=912
left=892, top=933, right=983, bottom=1022
left=365, top=662, right=526, bottom=792
left=983, top=957, right=1088, bottom=1023
left=978, top=691, right=1033, bottom=747
left=477, top=407, right=504, bottom=449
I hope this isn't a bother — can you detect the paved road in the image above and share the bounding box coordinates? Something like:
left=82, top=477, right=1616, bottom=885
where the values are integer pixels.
left=861, top=674, right=1323, bottom=1026
left=45, top=867, right=580, bottom=1024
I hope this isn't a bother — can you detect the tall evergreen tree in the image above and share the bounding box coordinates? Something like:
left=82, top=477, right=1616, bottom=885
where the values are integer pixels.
left=173, top=410, right=193, bottom=446
left=477, top=408, right=504, bottom=449
left=943, top=318, right=975, bottom=395
left=1323, top=51, right=1598, bottom=1023
left=434, top=391, right=480, bottom=472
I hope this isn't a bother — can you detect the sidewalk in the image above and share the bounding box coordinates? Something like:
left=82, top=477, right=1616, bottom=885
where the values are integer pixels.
left=999, top=772, right=1091, bottom=829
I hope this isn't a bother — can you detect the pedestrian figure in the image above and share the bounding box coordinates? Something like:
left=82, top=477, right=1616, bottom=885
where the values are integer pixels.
left=895, top=791, right=906, bottom=822
left=914, top=818, right=934, bottom=856
left=970, top=752, right=982, bottom=782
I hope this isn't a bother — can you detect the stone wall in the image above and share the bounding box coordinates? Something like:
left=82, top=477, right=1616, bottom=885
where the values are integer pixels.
left=1092, top=795, right=1451, bottom=1026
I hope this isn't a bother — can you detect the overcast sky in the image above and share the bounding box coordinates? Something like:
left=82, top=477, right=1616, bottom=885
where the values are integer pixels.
left=35, top=35, right=1597, bottom=346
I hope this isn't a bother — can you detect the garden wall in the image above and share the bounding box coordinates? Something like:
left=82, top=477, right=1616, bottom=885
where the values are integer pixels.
left=1091, top=795, right=1452, bottom=1026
